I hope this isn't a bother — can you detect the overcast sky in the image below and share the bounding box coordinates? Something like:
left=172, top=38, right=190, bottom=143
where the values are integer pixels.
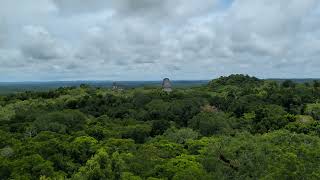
left=0, top=0, right=320, bottom=81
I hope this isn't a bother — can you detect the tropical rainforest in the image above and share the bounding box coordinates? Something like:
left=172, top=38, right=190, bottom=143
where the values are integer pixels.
left=1, top=74, right=320, bottom=180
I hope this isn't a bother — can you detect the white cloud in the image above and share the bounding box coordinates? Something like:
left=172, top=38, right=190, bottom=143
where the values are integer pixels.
left=0, top=49, right=23, bottom=67
left=20, top=26, right=71, bottom=61
left=52, top=0, right=220, bottom=20
left=0, top=20, right=7, bottom=47
left=0, top=0, right=320, bottom=81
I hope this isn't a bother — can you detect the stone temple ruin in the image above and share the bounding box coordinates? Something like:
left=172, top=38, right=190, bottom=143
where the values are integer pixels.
left=112, top=82, right=118, bottom=90
left=112, top=82, right=124, bottom=91
left=162, top=78, right=172, bottom=92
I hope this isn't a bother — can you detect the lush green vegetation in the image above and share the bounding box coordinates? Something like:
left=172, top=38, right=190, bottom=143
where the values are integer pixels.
left=1, top=74, right=320, bottom=179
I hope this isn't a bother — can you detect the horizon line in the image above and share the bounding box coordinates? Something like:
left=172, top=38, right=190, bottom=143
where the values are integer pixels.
left=1, top=78, right=320, bottom=83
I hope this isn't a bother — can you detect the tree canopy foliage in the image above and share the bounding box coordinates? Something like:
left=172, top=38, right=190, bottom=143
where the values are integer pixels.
left=1, top=74, right=320, bottom=179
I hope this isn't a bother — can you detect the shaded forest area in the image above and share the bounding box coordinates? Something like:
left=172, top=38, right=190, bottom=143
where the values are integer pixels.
left=1, top=74, right=320, bottom=179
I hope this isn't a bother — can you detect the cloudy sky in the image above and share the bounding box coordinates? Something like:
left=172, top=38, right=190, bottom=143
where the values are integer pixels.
left=0, top=0, right=320, bottom=81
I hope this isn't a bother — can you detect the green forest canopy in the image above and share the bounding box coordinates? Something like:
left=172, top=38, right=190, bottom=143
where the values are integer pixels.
left=1, top=74, right=320, bottom=179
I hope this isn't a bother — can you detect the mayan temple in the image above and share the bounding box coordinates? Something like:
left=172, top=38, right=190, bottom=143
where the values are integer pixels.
left=162, top=78, right=172, bottom=92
